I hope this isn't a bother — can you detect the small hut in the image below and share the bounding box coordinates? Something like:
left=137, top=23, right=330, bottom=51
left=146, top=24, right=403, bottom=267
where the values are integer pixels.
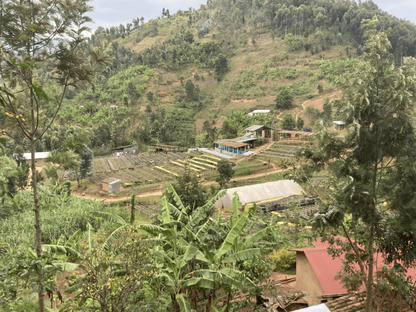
left=333, top=121, right=345, bottom=130
left=102, top=177, right=121, bottom=193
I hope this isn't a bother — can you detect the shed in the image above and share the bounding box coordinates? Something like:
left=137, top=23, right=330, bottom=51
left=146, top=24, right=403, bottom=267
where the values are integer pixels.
left=332, top=121, right=345, bottom=130
left=248, top=109, right=271, bottom=116
left=244, top=125, right=272, bottom=138
left=102, top=177, right=121, bottom=193
left=277, top=130, right=314, bottom=141
left=19, top=152, right=51, bottom=166
left=214, top=180, right=305, bottom=210
left=112, top=144, right=139, bottom=157
left=213, top=133, right=258, bottom=158
left=291, top=239, right=416, bottom=299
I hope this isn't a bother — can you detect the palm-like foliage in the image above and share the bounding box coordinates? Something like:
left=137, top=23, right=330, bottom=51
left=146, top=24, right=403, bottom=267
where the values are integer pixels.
left=139, top=184, right=282, bottom=312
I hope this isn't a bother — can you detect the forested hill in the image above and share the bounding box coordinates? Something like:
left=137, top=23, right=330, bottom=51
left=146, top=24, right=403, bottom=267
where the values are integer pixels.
left=4, top=0, right=416, bottom=154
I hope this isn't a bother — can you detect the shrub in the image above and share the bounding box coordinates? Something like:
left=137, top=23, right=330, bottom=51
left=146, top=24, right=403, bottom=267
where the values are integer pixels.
left=270, top=248, right=296, bottom=272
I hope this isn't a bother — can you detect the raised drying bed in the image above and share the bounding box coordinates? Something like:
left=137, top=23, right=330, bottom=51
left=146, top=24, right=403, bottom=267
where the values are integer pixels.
left=155, top=166, right=179, bottom=177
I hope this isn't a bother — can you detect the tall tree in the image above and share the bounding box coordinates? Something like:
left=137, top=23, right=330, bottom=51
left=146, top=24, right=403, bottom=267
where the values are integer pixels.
left=300, top=18, right=416, bottom=311
left=275, top=87, right=294, bottom=111
left=216, top=159, right=235, bottom=188
left=0, top=1, right=111, bottom=310
left=280, top=113, right=296, bottom=130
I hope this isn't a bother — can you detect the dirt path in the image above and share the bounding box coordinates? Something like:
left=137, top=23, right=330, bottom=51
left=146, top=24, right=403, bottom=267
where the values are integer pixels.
left=295, top=91, right=341, bottom=120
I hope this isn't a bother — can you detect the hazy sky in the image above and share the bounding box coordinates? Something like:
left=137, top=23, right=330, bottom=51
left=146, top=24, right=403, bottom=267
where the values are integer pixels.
left=86, top=0, right=416, bottom=31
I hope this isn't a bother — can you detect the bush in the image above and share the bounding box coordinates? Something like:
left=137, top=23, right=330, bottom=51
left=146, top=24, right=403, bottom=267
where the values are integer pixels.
left=270, top=248, right=296, bottom=272
left=0, top=188, right=102, bottom=262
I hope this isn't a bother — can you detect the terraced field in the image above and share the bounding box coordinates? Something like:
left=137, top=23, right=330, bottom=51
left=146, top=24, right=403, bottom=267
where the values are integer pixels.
left=257, top=143, right=304, bottom=162
left=89, top=151, right=221, bottom=190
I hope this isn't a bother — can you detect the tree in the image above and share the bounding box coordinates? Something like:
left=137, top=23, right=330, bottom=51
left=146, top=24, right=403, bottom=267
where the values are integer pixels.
left=216, top=159, right=235, bottom=188
left=147, top=91, right=154, bottom=102
left=275, top=87, right=294, bottom=110
left=296, top=117, right=304, bottom=130
left=0, top=156, right=17, bottom=205
left=0, top=2, right=111, bottom=309
left=322, top=97, right=332, bottom=121
left=184, top=79, right=195, bottom=101
left=304, top=105, right=321, bottom=126
left=64, top=230, right=163, bottom=311
left=221, top=119, right=238, bottom=139
left=163, top=164, right=208, bottom=212
left=13, top=146, right=29, bottom=191
left=79, top=147, right=93, bottom=185
left=214, top=54, right=228, bottom=81
left=283, top=33, right=304, bottom=51
left=280, top=113, right=296, bottom=130
left=301, top=18, right=416, bottom=311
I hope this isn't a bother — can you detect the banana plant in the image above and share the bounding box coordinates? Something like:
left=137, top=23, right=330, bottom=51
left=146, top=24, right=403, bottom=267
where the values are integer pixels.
left=139, top=184, right=282, bottom=312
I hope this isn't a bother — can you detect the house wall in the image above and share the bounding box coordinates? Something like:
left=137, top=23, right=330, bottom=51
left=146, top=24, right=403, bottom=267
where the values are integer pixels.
left=108, top=181, right=120, bottom=193
left=26, top=158, right=46, bottom=166
left=103, top=182, right=109, bottom=192
left=296, top=252, right=324, bottom=298
left=214, top=148, right=239, bottom=158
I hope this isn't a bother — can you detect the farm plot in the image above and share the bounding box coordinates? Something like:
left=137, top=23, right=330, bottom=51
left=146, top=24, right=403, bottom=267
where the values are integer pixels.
left=87, top=151, right=210, bottom=190
left=258, top=143, right=301, bottom=161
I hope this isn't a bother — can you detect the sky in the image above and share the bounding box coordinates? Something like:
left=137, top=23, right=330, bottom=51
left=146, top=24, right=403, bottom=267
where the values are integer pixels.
left=86, top=0, right=416, bottom=32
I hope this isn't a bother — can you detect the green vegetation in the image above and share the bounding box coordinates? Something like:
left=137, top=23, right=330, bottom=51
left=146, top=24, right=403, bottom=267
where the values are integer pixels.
left=299, top=19, right=416, bottom=311
left=1, top=0, right=416, bottom=310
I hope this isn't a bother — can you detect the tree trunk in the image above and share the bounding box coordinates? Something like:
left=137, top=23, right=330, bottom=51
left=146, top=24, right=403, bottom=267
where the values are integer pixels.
left=190, top=289, right=198, bottom=311
left=365, top=222, right=375, bottom=312
left=224, top=291, right=231, bottom=312
left=31, top=137, right=45, bottom=312
left=171, top=294, right=180, bottom=312
left=206, top=289, right=214, bottom=312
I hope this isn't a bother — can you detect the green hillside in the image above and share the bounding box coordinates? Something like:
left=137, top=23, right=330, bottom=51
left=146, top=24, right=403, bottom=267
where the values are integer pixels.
left=3, top=0, right=416, bottom=153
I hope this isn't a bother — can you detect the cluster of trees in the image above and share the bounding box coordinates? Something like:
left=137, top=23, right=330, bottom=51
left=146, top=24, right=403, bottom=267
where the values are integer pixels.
left=220, top=109, right=275, bottom=140
left=295, top=19, right=416, bottom=311
left=212, top=0, right=416, bottom=64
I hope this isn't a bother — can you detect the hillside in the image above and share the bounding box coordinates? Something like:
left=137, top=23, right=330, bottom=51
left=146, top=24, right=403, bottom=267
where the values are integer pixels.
left=2, top=0, right=416, bottom=153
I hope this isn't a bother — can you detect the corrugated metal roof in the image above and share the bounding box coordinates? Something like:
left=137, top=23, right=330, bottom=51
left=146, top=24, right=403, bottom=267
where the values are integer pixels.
left=252, top=110, right=270, bottom=114
left=21, top=152, right=51, bottom=160
left=214, top=180, right=305, bottom=209
left=245, top=125, right=266, bottom=131
left=102, top=177, right=118, bottom=184
left=333, top=121, right=345, bottom=125
left=214, top=140, right=248, bottom=148
left=325, top=291, right=413, bottom=312
left=198, top=148, right=233, bottom=159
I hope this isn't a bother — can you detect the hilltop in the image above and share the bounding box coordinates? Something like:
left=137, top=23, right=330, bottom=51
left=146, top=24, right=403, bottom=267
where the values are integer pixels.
left=3, top=0, right=416, bottom=153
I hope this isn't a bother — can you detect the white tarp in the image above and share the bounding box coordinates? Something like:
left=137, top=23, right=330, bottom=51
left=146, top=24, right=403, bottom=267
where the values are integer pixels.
left=293, top=304, right=330, bottom=312
left=214, top=180, right=305, bottom=209
left=21, top=152, right=51, bottom=160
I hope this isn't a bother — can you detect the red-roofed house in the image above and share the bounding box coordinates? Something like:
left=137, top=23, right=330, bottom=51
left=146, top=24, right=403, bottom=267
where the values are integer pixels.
left=291, top=239, right=416, bottom=299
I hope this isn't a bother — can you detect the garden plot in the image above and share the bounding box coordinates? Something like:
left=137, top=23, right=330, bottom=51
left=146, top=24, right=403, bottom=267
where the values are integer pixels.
left=258, top=144, right=301, bottom=160
left=87, top=152, right=212, bottom=189
left=92, top=159, right=102, bottom=174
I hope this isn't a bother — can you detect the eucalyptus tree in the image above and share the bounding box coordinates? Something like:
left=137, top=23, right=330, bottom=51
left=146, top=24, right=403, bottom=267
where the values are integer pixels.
left=0, top=0, right=112, bottom=310
left=299, top=17, right=416, bottom=311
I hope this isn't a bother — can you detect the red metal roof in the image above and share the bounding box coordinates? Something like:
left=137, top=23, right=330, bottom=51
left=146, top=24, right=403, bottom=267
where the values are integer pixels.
left=292, top=239, right=416, bottom=295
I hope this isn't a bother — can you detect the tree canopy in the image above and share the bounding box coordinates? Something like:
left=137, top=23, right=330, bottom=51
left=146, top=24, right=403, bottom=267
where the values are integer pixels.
left=299, top=18, right=416, bottom=311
